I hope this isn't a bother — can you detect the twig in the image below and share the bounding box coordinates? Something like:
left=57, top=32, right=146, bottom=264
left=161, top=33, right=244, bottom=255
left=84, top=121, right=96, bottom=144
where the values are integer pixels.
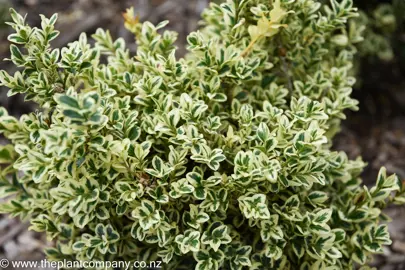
left=241, top=36, right=261, bottom=58
left=280, top=55, right=293, bottom=95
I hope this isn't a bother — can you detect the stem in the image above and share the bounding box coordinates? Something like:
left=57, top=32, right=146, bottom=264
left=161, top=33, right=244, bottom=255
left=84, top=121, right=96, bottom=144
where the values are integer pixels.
left=280, top=54, right=293, bottom=95
left=241, top=35, right=262, bottom=58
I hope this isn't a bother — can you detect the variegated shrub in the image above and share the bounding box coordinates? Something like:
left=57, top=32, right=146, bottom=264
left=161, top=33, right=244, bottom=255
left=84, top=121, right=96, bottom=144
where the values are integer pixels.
left=350, top=0, right=401, bottom=62
left=0, top=1, right=405, bottom=269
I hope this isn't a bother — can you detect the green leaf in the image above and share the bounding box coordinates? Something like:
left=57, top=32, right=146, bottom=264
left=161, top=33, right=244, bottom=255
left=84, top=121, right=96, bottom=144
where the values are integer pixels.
left=292, top=240, right=305, bottom=258
left=347, top=209, right=368, bottom=222
left=58, top=95, right=80, bottom=109
left=10, top=45, right=24, bottom=65
left=33, top=166, right=48, bottom=183
left=284, top=195, right=300, bottom=209
left=96, top=206, right=110, bottom=220
left=352, top=247, right=366, bottom=265
left=80, top=62, right=92, bottom=70
left=0, top=145, right=15, bottom=163
left=73, top=213, right=91, bottom=229
left=106, top=224, right=120, bottom=242
left=72, top=241, right=86, bottom=251
left=376, top=167, right=387, bottom=189
left=153, top=156, right=162, bottom=172
left=332, top=229, right=346, bottom=243
left=257, top=122, right=270, bottom=143
left=63, top=109, right=83, bottom=120
left=95, top=224, right=105, bottom=237
left=201, top=222, right=232, bottom=251
left=207, top=93, right=227, bottom=102
left=308, top=191, right=328, bottom=205
left=175, top=229, right=201, bottom=254
left=313, top=209, right=332, bottom=225
left=8, top=34, right=26, bottom=44
left=127, top=125, right=141, bottom=140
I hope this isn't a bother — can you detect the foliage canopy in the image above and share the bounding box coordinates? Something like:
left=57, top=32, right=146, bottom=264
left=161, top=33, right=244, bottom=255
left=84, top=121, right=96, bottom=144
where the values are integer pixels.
left=0, top=0, right=404, bottom=269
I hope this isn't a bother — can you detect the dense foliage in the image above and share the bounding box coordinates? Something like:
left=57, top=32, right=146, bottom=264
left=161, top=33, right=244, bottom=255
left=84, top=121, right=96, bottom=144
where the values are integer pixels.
left=353, top=0, right=402, bottom=61
left=0, top=0, right=404, bottom=269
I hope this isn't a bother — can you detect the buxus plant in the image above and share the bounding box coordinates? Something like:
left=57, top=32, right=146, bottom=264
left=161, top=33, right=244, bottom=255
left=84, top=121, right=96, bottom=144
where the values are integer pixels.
left=0, top=0, right=404, bottom=269
left=351, top=0, right=399, bottom=62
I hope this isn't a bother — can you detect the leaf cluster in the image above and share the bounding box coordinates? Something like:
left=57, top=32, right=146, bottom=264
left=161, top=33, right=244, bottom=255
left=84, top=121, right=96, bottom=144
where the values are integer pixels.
left=0, top=1, right=404, bottom=269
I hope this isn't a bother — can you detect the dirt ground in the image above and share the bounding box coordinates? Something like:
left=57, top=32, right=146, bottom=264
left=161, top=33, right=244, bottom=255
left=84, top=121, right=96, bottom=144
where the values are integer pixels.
left=0, top=0, right=404, bottom=269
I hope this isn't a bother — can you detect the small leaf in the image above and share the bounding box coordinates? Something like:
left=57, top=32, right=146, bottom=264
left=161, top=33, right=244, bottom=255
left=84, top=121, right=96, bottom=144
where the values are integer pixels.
left=313, top=209, right=332, bottom=225
left=63, top=109, right=83, bottom=119
left=127, top=125, right=140, bottom=141
left=58, top=95, right=80, bottom=109
left=80, top=62, right=92, bottom=70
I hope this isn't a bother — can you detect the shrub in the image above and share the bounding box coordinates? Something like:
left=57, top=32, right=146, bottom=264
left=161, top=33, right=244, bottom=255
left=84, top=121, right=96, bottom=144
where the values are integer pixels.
left=0, top=0, right=404, bottom=269
left=351, top=1, right=398, bottom=62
